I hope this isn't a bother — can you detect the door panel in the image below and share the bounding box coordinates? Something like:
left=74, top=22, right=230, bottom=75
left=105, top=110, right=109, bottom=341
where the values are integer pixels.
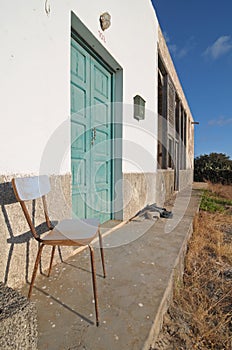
left=90, top=58, right=112, bottom=222
left=71, top=38, right=113, bottom=222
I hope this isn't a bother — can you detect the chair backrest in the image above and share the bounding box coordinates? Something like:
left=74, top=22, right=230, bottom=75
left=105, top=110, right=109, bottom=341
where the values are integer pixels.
left=12, top=175, right=51, bottom=201
left=12, top=175, right=52, bottom=240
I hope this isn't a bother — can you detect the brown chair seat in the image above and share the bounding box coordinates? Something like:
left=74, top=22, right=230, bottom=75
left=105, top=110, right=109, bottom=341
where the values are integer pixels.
left=43, top=218, right=99, bottom=245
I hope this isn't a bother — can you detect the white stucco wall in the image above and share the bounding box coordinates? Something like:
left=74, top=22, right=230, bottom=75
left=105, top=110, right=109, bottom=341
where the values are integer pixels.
left=0, top=0, right=158, bottom=175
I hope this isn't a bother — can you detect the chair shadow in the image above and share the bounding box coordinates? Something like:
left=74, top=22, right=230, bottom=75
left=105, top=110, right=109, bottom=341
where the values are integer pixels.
left=0, top=181, right=59, bottom=284
left=33, top=285, right=94, bottom=325
left=63, top=261, right=104, bottom=278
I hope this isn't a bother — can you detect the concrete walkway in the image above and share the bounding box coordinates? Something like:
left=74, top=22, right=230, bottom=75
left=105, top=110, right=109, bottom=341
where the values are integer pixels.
left=20, top=186, right=202, bottom=350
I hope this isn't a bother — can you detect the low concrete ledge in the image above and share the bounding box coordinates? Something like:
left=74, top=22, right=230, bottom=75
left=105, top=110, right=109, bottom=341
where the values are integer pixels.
left=143, top=188, right=201, bottom=349
left=18, top=187, right=202, bottom=350
left=0, top=282, right=38, bottom=350
left=143, top=221, right=194, bottom=349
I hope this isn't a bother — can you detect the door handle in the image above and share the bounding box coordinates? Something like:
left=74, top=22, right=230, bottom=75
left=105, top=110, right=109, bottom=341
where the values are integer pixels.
left=91, top=127, right=96, bottom=145
left=93, top=127, right=96, bottom=140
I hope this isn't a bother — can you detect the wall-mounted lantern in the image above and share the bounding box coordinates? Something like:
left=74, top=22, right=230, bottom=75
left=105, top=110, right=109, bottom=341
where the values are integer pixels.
left=133, top=95, right=146, bottom=121
left=99, top=12, right=111, bottom=31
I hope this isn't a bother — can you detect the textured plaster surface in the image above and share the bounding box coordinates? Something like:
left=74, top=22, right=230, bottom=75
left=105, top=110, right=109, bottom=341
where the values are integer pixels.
left=179, top=169, right=194, bottom=191
left=0, top=174, right=73, bottom=289
left=156, top=169, right=194, bottom=206
left=156, top=170, right=175, bottom=206
left=123, top=173, right=156, bottom=220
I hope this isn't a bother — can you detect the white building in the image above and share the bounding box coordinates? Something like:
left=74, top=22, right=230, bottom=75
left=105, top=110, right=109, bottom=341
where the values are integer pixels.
left=0, top=0, right=194, bottom=287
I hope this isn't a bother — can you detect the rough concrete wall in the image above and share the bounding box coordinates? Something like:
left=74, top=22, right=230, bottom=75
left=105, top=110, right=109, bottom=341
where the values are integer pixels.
left=187, top=121, right=194, bottom=169
left=179, top=169, right=194, bottom=190
left=155, top=170, right=193, bottom=206
left=0, top=174, right=74, bottom=289
left=156, top=170, right=175, bottom=206
left=0, top=282, right=38, bottom=350
left=123, top=173, right=156, bottom=220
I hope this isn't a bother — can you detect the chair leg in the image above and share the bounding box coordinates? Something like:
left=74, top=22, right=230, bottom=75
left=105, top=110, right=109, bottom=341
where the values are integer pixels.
left=88, top=245, right=99, bottom=326
left=28, top=243, right=44, bottom=299
left=98, top=230, right=106, bottom=278
left=48, top=246, right=56, bottom=277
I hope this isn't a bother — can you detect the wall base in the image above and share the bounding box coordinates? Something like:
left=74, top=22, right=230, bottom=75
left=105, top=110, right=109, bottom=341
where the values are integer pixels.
left=123, top=172, right=156, bottom=220
left=0, top=174, right=73, bottom=289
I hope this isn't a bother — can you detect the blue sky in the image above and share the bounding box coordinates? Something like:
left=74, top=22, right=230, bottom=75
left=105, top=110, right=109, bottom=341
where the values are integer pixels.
left=151, top=0, right=232, bottom=159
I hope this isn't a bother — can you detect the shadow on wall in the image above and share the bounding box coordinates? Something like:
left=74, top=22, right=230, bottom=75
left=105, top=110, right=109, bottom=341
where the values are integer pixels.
left=0, top=181, right=60, bottom=286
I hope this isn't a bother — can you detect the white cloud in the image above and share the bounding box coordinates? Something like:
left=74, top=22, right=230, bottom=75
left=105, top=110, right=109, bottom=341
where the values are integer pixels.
left=170, top=43, right=191, bottom=59
left=178, top=48, right=188, bottom=59
left=164, top=31, right=194, bottom=59
left=169, top=44, right=177, bottom=55
left=204, top=36, right=232, bottom=60
left=208, top=116, right=232, bottom=126
left=163, top=31, right=170, bottom=43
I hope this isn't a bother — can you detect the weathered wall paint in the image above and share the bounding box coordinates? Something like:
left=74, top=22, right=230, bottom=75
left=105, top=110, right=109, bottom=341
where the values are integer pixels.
left=0, top=0, right=158, bottom=175
left=158, top=26, right=194, bottom=170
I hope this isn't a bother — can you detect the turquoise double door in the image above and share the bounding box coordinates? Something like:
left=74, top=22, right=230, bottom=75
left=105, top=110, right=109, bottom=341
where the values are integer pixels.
left=71, top=37, right=113, bottom=223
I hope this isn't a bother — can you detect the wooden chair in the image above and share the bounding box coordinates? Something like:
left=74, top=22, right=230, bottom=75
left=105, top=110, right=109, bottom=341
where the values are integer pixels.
left=12, top=175, right=106, bottom=326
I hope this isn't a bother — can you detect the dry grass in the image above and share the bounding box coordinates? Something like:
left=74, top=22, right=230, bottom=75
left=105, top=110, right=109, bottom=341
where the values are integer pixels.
left=154, top=185, right=232, bottom=350
left=207, top=182, right=232, bottom=201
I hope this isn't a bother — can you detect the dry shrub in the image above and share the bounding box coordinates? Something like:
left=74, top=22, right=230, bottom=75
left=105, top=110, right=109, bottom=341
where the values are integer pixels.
left=207, top=182, right=232, bottom=200
left=175, top=212, right=232, bottom=349
left=154, top=203, right=232, bottom=350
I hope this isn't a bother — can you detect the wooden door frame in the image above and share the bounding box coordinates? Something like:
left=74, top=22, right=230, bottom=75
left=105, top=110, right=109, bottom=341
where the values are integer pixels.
left=71, top=12, right=123, bottom=220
